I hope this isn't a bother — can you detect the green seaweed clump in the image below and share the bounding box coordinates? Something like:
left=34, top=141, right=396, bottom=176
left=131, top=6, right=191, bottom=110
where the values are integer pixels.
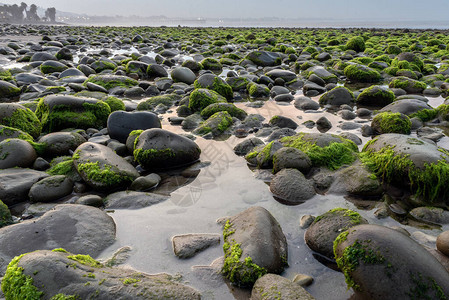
left=136, top=93, right=181, bottom=111
left=222, top=221, right=267, bottom=287
left=200, top=102, right=247, bottom=120
left=280, top=133, right=358, bottom=170
left=194, top=111, right=233, bottom=136
left=103, top=96, right=125, bottom=112
left=334, top=237, right=386, bottom=290
left=200, top=57, right=223, bottom=72
left=67, top=254, right=102, bottom=268
left=1, top=107, right=41, bottom=139
left=77, top=161, right=134, bottom=187
left=1, top=254, right=43, bottom=300
left=189, top=88, right=226, bottom=112
left=360, top=144, right=449, bottom=202
left=84, top=75, right=137, bottom=90
left=345, top=36, right=366, bottom=52
left=133, top=148, right=176, bottom=169
left=314, top=208, right=363, bottom=225
left=47, top=159, right=75, bottom=176
left=371, top=112, right=411, bottom=135
left=409, top=108, right=438, bottom=122
left=194, top=77, right=233, bottom=100
left=50, top=294, right=79, bottom=300
left=344, top=64, right=381, bottom=83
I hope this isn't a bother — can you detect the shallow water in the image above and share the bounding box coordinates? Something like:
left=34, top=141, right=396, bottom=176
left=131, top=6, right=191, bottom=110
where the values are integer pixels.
left=98, top=97, right=449, bottom=300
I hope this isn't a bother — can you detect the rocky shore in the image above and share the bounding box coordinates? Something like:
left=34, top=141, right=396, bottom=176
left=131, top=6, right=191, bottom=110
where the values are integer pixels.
left=0, top=24, right=449, bottom=299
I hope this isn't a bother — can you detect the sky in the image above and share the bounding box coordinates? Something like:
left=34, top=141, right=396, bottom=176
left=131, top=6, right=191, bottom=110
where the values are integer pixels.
left=0, top=0, right=448, bottom=20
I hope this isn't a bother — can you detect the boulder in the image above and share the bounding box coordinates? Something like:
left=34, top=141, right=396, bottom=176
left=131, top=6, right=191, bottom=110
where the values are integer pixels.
left=28, top=175, right=73, bottom=203
left=319, top=87, right=355, bottom=106
left=134, top=128, right=201, bottom=169
left=172, top=234, right=221, bottom=259
left=251, top=274, right=315, bottom=300
left=0, top=103, right=41, bottom=138
left=270, top=168, right=316, bottom=204
left=37, top=132, right=86, bottom=157
left=104, top=191, right=168, bottom=209
left=107, top=111, right=161, bottom=143
left=222, top=206, right=288, bottom=287
left=0, top=139, right=36, bottom=169
left=334, top=224, right=449, bottom=299
left=73, top=142, right=139, bottom=190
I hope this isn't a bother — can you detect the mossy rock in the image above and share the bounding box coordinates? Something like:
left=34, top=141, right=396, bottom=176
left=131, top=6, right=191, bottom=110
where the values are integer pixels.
left=345, top=36, right=366, bottom=52
left=133, top=128, right=201, bottom=169
left=247, top=82, right=270, bottom=98
left=193, top=111, right=233, bottom=137
left=136, top=94, right=182, bottom=111
left=103, top=96, right=125, bottom=112
left=194, top=74, right=233, bottom=100
left=90, top=59, right=117, bottom=73
left=371, top=112, right=411, bottom=135
left=245, top=51, right=282, bottom=67
left=0, top=103, right=41, bottom=138
left=319, top=86, right=355, bottom=106
left=200, top=102, right=247, bottom=120
left=0, top=125, right=34, bottom=143
left=392, top=52, right=424, bottom=71
left=344, top=64, right=381, bottom=83
left=360, top=133, right=449, bottom=202
left=305, top=208, right=368, bottom=259
left=73, top=142, right=139, bottom=190
left=388, top=76, right=427, bottom=94
left=0, top=80, right=21, bottom=99
left=200, top=57, right=222, bottom=72
left=356, top=85, right=395, bottom=107
left=40, top=61, right=68, bottom=74
left=225, top=76, right=250, bottom=91
left=0, top=199, right=12, bottom=228
left=83, top=75, right=138, bottom=91
left=189, top=88, right=226, bottom=112
left=35, top=95, right=111, bottom=132
left=334, top=224, right=449, bottom=298
left=280, top=132, right=358, bottom=170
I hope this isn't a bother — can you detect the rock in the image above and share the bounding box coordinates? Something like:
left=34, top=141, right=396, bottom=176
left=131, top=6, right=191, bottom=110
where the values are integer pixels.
left=171, top=67, right=196, bottom=84
left=107, top=110, right=161, bottom=143
left=0, top=80, right=21, bottom=99
left=254, top=141, right=283, bottom=169
left=194, top=73, right=232, bottom=99
left=305, top=208, right=368, bottom=259
left=246, top=51, right=282, bottom=67
left=2, top=249, right=201, bottom=299
left=303, top=81, right=326, bottom=96
left=40, top=60, right=68, bottom=74
left=0, top=199, right=11, bottom=228
left=272, top=147, right=312, bottom=174
left=319, top=86, right=355, bottom=106
left=299, top=215, right=315, bottom=229
left=356, top=85, right=395, bottom=107
left=134, top=128, right=201, bottom=169
left=344, top=64, right=381, bottom=83
left=294, top=96, right=320, bottom=110
left=172, top=233, right=221, bottom=259
left=35, top=95, right=111, bottom=132
left=0, top=138, right=36, bottom=169
left=0, top=168, right=49, bottom=206
left=251, top=274, right=315, bottom=300
left=248, top=82, right=270, bottom=98
left=266, top=69, right=297, bottom=82
left=104, top=191, right=168, bottom=209
left=306, top=66, right=338, bottom=83
left=361, top=133, right=449, bottom=202
left=188, top=88, right=227, bottom=112
left=37, top=132, right=86, bottom=157
left=269, top=115, right=297, bottom=129
left=73, top=142, right=139, bottom=190
left=28, top=175, right=73, bottom=203
left=0, top=125, right=32, bottom=143
left=316, top=116, right=332, bottom=131
left=222, top=206, right=288, bottom=287
left=200, top=103, right=247, bottom=120
left=30, top=52, right=57, bottom=62
left=329, top=163, right=382, bottom=197
left=274, top=93, right=294, bottom=102
left=270, top=168, right=316, bottom=204
left=410, top=207, right=449, bottom=224
left=267, top=128, right=296, bottom=142
left=371, top=112, right=412, bottom=135
left=292, top=274, right=314, bottom=287
left=193, top=111, right=233, bottom=137
left=233, top=137, right=264, bottom=156
left=129, top=173, right=161, bottom=191
left=0, top=103, right=41, bottom=138
left=0, top=204, right=115, bottom=272
left=437, top=231, right=449, bottom=257
left=84, top=74, right=137, bottom=91
left=389, top=76, right=427, bottom=94
left=181, top=113, right=203, bottom=130
left=75, top=194, right=103, bottom=207
left=334, top=224, right=449, bottom=299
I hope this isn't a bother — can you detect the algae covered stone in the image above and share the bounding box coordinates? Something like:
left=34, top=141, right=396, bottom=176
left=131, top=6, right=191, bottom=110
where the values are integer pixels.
left=0, top=80, right=21, bottom=99
left=200, top=102, right=247, bottom=120
left=334, top=224, right=449, bottom=299
left=389, top=76, right=427, bottom=94
left=83, top=74, right=138, bottom=90
left=194, top=73, right=233, bottom=100
left=133, top=128, right=201, bottom=169
left=35, top=95, right=111, bottom=132
left=0, top=103, right=41, bottom=138
left=360, top=133, right=449, bottom=202
left=280, top=132, right=359, bottom=170
left=189, top=88, right=226, bottom=112
left=344, top=64, right=381, bottom=83
left=73, top=142, right=139, bottom=190
left=356, top=85, right=395, bottom=107
left=371, top=112, right=411, bottom=135
left=193, top=111, right=233, bottom=137
left=222, top=206, right=288, bottom=287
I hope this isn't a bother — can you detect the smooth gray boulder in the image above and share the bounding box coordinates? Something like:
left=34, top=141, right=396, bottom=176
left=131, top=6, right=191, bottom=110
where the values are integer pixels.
left=251, top=274, right=315, bottom=300
left=172, top=233, right=221, bottom=259
left=104, top=191, right=168, bottom=209
left=270, top=168, right=316, bottom=204
left=28, top=175, right=73, bottom=203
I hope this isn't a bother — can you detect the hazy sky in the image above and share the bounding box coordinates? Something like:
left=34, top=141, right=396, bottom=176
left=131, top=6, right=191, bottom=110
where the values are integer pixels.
left=1, top=0, right=448, bottom=20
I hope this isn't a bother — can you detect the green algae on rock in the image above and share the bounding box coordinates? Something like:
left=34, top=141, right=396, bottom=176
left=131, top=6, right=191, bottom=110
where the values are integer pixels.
left=188, top=88, right=227, bottom=112
left=193, top=111, right=233, bottom=137
left=0, top=104, right=41, bottom=139
left=280, top=133, right=358, bottom=170
left=371, top=112, right=411, bottom=135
